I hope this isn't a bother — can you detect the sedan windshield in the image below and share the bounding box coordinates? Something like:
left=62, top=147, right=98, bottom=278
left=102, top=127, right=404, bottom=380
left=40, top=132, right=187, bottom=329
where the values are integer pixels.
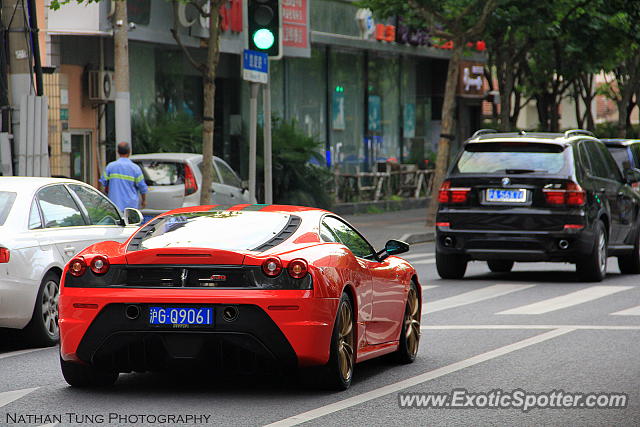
left=137, top=211, right=292, bottom=251
left=0, top=191, right=17, bottom=226
left=455, top=142, right=567, bottom=174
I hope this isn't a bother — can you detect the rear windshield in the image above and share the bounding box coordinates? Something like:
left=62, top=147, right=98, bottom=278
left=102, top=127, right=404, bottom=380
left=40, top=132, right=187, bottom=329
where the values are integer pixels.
left=607, top=147, right=629, bottom=171
left=0, top=191, right=16, bottom=226
left=455, top=142, right=567, bottom=174
left=136, top=211, right=292, bottom=251
left=135, top=161, right=185, bottom=186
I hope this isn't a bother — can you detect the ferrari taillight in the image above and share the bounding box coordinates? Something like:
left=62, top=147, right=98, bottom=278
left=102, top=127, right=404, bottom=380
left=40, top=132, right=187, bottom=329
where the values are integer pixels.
left=287, top=259, right=308, bottom=279
left=90, top=256, right=110, bottom=275
left=69, top=258, right=87, bottom=277
left=0, top=248, right=9, bottom=263
left=438, top=180, right=470, bottom=204
left=184, top=164, right=198, bottom=196
left=262, top=257, right=282, bottom=277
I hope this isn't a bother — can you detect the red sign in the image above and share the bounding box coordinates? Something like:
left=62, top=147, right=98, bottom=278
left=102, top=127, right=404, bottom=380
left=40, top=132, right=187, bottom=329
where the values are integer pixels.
left=219, top=0, right=242, bottom=33
left=282, top=0, right=308, bottom=49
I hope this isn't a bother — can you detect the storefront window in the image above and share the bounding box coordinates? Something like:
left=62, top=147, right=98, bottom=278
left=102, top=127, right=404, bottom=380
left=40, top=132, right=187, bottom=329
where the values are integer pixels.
left=330, top=49, right=365, bottom=171
left=368, top=54, right=400, bottom=166
left=286, top=47, right=327, bottom=145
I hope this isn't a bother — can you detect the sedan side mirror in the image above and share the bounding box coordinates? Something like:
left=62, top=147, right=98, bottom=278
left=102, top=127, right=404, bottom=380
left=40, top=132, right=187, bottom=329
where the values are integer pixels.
left=123, top=208, right=144, bottom=226
left=378, top=239, right=410, bottom=261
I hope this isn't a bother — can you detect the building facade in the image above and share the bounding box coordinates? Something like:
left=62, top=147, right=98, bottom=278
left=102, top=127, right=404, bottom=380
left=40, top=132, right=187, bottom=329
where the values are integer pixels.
left=41, top=0, right=486, bottom=184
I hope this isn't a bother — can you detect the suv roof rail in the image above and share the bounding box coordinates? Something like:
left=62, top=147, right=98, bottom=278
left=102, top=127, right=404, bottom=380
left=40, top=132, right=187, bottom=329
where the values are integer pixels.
left=470, top=129, right=498, bottom=139
left=564, top=129, right=594, bottom=138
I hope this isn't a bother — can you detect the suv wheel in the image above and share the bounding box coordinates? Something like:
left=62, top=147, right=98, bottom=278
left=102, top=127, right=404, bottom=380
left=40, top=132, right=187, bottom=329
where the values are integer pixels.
left=436, top=250, right=468, bottom=279
left=576, top=221, right=607, bottom=282
left=618, top=226, right=640, bottom=274
left=487, top=260, right=514, bottom=273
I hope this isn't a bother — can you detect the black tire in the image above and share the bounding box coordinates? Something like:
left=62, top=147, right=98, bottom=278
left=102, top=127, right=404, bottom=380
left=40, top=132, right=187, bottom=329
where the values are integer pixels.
left=435, top=250, right=467, bottom=279
left=487, top=260, right=514, bottom=273
left=576, top=220, right=607, bottom=282
left=322, top=292, right=355, bottom=390
left=24, top=271, right=60, bottom=347
left=60, top=356, right=118, bottom=387
left=618, top=227, right=640, bottom=274
left=395, top=282, right=420, bottom=364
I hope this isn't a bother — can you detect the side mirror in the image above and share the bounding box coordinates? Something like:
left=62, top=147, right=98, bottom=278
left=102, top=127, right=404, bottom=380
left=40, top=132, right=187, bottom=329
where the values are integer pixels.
left=624, top=167, right=640, bottom=184
left=123, top=208, right=144, bottom=226
left=378, top=239, right=410, bottom=260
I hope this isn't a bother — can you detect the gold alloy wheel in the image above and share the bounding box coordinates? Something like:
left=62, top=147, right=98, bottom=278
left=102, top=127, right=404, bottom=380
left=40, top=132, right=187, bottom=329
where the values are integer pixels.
left=337, top=301, right=354, bottom=382
left=404, top=287, right=420, bottom=357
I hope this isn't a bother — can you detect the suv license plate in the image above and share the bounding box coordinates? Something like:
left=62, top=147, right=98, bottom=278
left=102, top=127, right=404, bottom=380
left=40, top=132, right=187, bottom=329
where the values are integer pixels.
left=486, top=189, right=527, bottom=203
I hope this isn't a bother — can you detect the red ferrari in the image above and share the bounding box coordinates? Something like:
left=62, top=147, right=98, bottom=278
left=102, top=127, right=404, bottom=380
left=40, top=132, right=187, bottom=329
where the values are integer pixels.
left=59, top=205, right=422, bottom=390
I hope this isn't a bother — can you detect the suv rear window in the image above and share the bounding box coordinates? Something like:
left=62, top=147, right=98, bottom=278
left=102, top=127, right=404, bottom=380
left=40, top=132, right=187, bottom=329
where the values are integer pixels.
left=135, top=211, right=293, bottom=251
left=455, top=142, right=567, bottom=174
left=136, top=161, right=184, bottom=186
left=0, top=191, right=16, bottom=226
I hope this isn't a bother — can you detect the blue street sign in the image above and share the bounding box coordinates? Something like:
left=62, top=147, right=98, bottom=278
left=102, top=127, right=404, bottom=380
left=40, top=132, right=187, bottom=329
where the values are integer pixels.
left=242, top=49, right=269, bottom=84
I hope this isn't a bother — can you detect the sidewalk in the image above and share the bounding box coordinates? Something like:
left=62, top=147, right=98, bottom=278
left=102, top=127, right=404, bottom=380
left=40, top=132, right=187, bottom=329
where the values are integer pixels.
left=343, top=208, right=435, bottom=249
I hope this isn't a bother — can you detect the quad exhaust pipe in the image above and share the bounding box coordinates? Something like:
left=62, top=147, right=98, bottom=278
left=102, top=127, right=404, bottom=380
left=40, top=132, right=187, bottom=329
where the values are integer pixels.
left=443, top=236, right=455, bottom=247
left=558, top=239, right=569, bottom=250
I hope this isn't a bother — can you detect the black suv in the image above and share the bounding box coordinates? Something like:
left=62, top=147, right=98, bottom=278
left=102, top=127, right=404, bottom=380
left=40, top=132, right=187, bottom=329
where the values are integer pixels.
left=435, top=129, right=640, bottom=282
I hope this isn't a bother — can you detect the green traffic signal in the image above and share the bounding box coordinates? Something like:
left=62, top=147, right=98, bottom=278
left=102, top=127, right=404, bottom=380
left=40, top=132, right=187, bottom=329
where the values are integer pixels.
left=253, top=29, right=275, bottom=50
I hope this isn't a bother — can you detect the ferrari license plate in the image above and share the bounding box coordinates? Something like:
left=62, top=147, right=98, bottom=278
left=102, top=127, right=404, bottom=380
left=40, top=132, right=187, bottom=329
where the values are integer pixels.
left=486, top=188, right=527, bottom=203
left=148, top=307, right=213, bottom=326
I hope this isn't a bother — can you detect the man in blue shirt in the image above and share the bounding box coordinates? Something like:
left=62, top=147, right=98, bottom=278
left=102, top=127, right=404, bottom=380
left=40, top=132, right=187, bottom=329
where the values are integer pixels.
left=99, top=142, right=148, bottom=212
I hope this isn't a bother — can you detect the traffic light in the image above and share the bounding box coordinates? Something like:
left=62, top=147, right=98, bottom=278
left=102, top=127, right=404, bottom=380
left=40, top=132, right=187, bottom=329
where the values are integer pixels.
left=247, top=0, right=282, bottom=59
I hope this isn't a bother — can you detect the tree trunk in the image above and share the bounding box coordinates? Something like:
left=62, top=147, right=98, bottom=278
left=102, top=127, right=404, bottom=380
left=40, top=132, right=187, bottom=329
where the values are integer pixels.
left=114, top=0, right=132, bottom=148
left=199, top=0, right=224, bottom=205
left=426, top=43, right=462, bottom=226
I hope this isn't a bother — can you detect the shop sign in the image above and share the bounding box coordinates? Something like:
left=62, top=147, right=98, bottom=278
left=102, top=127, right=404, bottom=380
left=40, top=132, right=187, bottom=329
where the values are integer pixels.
left=282, top=0, right=309, bottom=49
left=178, top=0, right=242, bottom=34
left=61, top=132, right=71, bottom=153
left=458, top=62, right=485, bottom=97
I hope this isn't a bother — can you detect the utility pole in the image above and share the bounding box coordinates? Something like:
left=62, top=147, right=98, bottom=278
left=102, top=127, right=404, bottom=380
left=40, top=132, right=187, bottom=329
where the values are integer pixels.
left=113, top=0, right=131, bottom=149
left=3, top=0, right=32, bottom=174
left=263, top=68, right=272, bottom=204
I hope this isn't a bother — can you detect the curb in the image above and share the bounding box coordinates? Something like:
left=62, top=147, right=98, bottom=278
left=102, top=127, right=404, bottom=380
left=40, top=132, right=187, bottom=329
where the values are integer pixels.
left=400, top=231, right=436, bottom=245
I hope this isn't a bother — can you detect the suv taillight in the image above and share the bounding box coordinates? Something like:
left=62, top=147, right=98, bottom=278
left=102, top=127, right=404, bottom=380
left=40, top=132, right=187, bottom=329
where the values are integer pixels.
left=543, top=181, right=586, bottom=206
left=184, top=164, right=198, bottom=196
left=438, top=180, right=471, bottom=204
left=0, top=248, right=9, bottom=263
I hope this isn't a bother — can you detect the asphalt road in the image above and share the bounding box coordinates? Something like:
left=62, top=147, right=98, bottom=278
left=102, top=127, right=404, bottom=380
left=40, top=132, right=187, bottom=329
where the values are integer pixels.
left=1, top=243, right=639, bottom=426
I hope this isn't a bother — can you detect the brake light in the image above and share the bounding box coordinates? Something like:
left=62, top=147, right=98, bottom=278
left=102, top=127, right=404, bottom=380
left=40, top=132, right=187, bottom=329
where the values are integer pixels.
left=438, top=180, right=470, bottom=204
left=287, top=259, right=308, bottom=279
left=90, top=256, right=110, bottom=275
left=0, top=248, right=9, bottom=263
left=184, top=164, right=198, bottom=196
left=564, top=224, right=584, bottom=230
left=543, top=182, right=586, bottom=206
left=262, top=257, right=282, bottom=277
left=69, top=258, right=87, bottom=277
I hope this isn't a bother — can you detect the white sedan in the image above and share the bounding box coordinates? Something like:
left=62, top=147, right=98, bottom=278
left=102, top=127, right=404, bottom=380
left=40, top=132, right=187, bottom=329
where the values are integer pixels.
left=0, top=177, right=142, bottom=346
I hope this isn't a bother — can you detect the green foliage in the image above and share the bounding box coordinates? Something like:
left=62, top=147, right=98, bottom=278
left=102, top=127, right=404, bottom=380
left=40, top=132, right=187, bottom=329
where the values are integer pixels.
left=595, top=122, right=640, bottom=139
left=257, top=119, right=333, bottom=209
left=131, top=108, right=203, bottom=154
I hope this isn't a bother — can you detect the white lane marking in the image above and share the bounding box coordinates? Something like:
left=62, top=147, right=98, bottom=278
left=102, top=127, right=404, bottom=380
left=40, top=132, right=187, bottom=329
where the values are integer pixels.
left=264, top=328, right=574, bottom=427
left=611, top=305, right=640, bottom=316
left=401, top=253, right=434, bottom=261
left=423, top=284, right=534, bottom=314
left=422, top=286, right=438, bottom=290
left=411, top=258, right=436, bottom=265
left=0, top=347, right=49, bottom=360
left=0, top=387, right=39, bottom=409
left=497, top=286, right=632, bottom=315
left=421, top=324, right=640, bottom=330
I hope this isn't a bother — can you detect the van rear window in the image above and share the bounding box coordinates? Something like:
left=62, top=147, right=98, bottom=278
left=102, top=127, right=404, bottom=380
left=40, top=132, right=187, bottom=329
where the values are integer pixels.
left=0, top=191, right=17, bottom=226
left=455, top=142, right=567, bottom=174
